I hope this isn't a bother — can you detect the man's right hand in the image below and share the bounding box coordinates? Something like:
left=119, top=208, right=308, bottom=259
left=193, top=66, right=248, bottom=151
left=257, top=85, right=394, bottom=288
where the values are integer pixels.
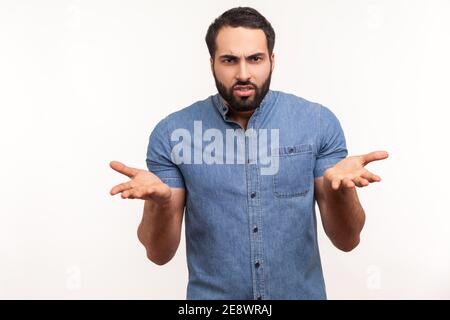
left=109, top=160, right=172, bottom=204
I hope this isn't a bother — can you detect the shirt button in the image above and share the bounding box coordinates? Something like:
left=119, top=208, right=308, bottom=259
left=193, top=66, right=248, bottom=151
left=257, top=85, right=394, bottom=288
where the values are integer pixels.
left=257, top=296, right=262, bottom=300
left=250, top=192, right=256, bottom=198
left=255, top=261, right=260, bottom=268
left=253, top=227, right=258, bottom=233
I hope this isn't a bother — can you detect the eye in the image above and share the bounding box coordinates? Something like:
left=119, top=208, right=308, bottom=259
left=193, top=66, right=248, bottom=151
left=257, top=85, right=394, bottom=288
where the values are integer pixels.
left=222, top=58, right=235, bottom=64
left=252, top=56, right=262, bottom=62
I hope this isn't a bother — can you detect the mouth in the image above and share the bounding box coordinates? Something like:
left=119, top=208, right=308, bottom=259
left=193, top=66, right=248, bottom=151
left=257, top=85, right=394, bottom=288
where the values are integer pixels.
left=233, top=85, right=255, bottom=97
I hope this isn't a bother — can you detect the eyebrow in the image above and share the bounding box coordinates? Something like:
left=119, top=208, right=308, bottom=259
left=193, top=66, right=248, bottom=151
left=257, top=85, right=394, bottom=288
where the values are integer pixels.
left=218, top=52, right=266, bottom=60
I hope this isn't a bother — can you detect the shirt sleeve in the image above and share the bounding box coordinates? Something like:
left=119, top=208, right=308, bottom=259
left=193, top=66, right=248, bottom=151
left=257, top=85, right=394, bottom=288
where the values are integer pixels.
left=146, top=117, right=186, bottom=189
left=314, top=105, right=348, bottom=178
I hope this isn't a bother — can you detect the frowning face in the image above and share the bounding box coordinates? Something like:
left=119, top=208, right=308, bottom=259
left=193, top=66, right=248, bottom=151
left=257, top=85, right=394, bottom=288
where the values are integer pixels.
left=211, top=26, right=275, bottom=113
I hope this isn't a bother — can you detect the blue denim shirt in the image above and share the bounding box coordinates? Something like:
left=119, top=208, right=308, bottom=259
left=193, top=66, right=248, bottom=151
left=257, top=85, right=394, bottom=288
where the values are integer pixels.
left=146, top=90, right=347, bottom=300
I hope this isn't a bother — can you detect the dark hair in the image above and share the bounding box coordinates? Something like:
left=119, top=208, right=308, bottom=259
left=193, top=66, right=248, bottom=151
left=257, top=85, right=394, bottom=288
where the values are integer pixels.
left=205, top=7, right=275, bottom=59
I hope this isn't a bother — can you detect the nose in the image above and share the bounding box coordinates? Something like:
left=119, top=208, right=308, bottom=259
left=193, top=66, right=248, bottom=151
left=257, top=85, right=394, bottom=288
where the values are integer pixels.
left=236, top=60, right=251, bottom=82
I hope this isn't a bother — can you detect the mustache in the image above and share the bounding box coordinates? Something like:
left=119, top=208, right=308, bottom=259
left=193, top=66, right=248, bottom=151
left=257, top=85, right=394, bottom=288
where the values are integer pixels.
left=233, top=81, right=256, bottom=89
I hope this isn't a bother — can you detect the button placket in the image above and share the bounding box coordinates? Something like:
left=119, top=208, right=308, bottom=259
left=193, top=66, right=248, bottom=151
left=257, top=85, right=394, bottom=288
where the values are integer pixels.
left=245, top=110, right=266, bottom=301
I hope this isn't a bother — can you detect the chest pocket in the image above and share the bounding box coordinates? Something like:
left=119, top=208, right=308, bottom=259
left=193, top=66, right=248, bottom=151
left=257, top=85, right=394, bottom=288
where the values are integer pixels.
left=272, top=143, right=313, bottom=198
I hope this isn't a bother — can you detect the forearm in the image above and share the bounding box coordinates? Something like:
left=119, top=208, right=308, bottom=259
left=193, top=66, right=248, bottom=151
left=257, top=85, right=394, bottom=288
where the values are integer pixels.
left=321, top=180, right=366, bottom=251
left=137, top=199, right=182, bottom=265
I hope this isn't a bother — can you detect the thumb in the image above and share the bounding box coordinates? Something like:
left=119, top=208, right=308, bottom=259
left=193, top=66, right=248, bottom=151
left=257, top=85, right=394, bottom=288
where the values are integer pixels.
left=110, top=160, right=140, bottom=178
left=362, top=151, right=389, bottom=165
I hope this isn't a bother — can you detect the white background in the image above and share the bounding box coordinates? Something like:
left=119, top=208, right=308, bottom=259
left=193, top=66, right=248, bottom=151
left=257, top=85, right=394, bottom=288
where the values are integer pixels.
left=1, top=0, right=449, bottom=299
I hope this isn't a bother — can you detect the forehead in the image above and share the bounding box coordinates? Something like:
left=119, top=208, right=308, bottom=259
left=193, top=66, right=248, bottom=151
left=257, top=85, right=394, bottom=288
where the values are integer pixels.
left=215, top=26, right=268, bottom=56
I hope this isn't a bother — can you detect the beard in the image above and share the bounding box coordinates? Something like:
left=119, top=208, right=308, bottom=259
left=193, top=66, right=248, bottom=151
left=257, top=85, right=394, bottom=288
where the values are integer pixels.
left=213, top=67, right=272, bottom=113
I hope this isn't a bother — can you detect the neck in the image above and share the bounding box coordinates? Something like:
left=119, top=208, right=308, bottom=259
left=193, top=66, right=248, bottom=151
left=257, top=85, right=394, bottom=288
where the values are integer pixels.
left=221, top=98, right=256, bottom=130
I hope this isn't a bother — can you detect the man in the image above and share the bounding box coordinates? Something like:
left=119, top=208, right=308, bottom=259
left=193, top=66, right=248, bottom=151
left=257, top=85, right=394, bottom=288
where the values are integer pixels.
left=110, top=7, right=388, bottom=300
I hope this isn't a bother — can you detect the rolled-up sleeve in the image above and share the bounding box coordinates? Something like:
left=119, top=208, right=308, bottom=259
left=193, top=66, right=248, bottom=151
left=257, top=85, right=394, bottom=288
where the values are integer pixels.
left=314, top=105, right=348, bottom=178
left=146, top=117, right=185, bottom=189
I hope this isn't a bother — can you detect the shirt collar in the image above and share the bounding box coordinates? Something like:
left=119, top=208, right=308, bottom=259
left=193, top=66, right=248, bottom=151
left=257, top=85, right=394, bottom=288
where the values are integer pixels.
left=213, top=89, right=275, bottom=121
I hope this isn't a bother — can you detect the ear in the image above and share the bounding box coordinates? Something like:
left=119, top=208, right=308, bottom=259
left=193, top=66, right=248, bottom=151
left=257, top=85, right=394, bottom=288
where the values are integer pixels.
left=210, top=57, right=214, bottom=74
left=270, top=52, right=275, bottom=72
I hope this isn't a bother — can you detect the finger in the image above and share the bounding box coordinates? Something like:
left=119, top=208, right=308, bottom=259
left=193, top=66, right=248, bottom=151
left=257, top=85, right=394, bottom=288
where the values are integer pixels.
left=121, top=189, right=135, bottom=199
left=110, top=161, right=139, bottom=178
left=353, top=176, right=369, bottom=187
left=342, top=177, right=355, bottom=188
left=134, top=189, right=145, bottom=198
left=362, top=151, right=389, bottom=165
left=121, top=186, right=154, bottom=200
left=130, top=187, right=147, bottom=199
left=110, top=181, right=133, bottom=195
left=361, top=171, right=382, bottom=183
left=331, top=177, right=342, bottom=190
left=122, top=187, right=147, bottom=200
